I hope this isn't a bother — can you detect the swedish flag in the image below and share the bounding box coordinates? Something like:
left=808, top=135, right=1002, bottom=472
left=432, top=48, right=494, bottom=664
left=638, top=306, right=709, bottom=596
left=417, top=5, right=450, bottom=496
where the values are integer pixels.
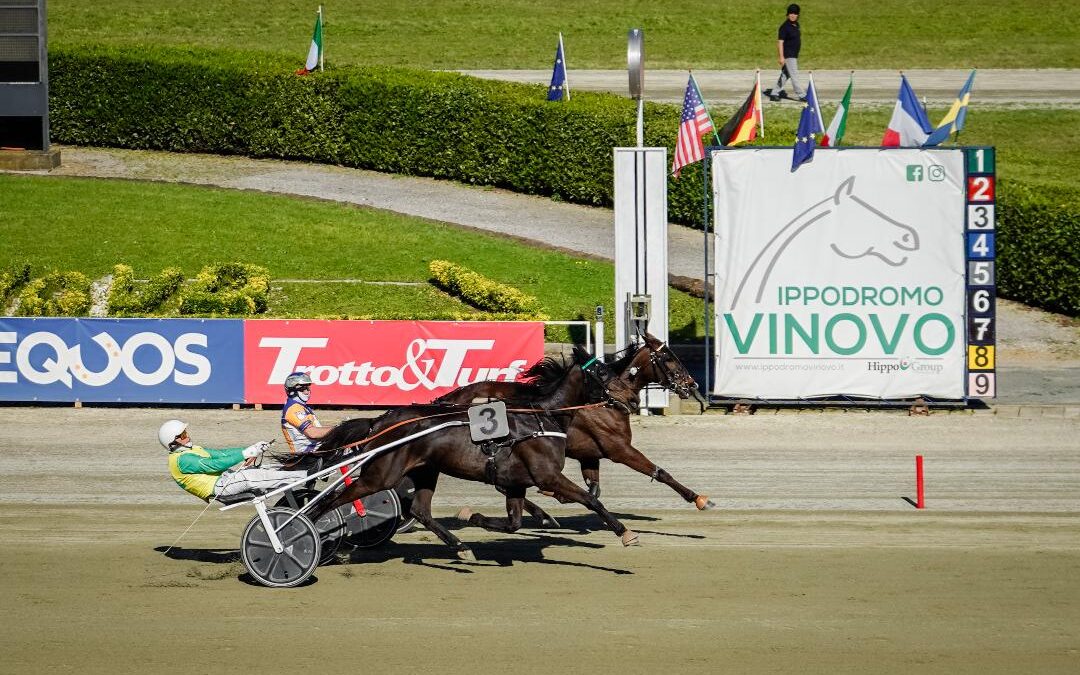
left=923, top=70, right=976, bottom=147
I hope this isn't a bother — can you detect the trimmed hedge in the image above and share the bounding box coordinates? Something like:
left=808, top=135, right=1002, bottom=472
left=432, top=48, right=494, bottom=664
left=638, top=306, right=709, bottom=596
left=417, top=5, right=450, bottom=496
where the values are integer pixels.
left=16, top=270, right=92, bottom=317
left=179, top=263, right=270, bottom=315
left=0, top=262, right=31, bottom=306
left=48, top=45, right=1080, bottom=316
left=107, top=264, right=184, bottom=316
left=996, top=181, right=1080, bottom=316
left=429, top=260, right=544, bottom=317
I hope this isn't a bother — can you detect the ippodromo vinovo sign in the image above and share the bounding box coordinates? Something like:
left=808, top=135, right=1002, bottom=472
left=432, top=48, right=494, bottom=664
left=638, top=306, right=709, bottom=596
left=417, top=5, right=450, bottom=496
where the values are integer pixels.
left=710, top=147, right=997, bottom=401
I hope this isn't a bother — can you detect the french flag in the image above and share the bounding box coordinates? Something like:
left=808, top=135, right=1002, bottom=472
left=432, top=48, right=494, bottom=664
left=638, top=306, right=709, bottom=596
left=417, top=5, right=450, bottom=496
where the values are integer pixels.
left=881, top=74, right=933, bottom=147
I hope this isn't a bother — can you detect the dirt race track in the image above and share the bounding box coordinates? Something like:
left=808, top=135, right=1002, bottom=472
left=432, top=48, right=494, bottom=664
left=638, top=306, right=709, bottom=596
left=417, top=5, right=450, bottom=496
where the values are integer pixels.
left=2, top=407, right=1079, bottom=674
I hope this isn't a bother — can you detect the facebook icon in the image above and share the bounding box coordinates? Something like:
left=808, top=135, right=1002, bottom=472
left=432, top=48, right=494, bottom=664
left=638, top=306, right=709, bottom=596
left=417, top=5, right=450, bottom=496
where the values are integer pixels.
left=906, top=165, right=924, bottom=182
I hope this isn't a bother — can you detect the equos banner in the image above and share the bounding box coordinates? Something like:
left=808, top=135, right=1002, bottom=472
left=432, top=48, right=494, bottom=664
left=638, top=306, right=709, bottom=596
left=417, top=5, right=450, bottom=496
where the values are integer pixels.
left=712, top=148, right=966, bottom=399
left=0, top=318, right=244, bottom=402
left=243, top=320, right=544, bottom=405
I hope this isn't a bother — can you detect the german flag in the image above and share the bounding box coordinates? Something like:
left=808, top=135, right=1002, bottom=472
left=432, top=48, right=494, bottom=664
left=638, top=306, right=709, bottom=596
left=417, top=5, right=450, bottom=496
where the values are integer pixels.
left=718, top=79, right=763, bottom=146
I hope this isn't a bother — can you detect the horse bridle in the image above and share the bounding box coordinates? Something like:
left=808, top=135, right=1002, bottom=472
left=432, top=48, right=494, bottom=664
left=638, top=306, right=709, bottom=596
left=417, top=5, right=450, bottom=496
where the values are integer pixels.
left=580, top=357, right=638, bottom=414
left=640, top=342, right=698, bottom=398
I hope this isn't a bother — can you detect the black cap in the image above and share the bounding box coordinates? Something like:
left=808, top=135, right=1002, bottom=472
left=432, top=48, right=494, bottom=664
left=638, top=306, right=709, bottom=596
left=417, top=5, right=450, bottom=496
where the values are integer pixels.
left=787, top=3, right=800, bottom=13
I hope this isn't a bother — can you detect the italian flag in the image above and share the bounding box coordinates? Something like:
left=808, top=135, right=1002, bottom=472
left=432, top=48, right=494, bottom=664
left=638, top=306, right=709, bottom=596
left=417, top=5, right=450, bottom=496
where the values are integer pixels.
left=298, top=8, right=323, bottom=74
left=821, top=76, right=852, bottom=147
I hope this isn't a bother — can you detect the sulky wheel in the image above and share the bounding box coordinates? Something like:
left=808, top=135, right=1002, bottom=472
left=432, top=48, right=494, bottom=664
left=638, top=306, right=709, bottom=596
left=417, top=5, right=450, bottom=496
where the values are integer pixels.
left=275, top=489, right=346, bottom=565
left=394, top=476, right=418, bottom=535
left=241, top=508, right=321, bottom=588
left=340, top=488, right=401, bottom=549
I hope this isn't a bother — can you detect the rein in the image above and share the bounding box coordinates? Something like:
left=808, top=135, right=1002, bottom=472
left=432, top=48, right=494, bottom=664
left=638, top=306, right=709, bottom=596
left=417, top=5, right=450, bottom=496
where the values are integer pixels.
left=325, top=401, right=610, bottom=456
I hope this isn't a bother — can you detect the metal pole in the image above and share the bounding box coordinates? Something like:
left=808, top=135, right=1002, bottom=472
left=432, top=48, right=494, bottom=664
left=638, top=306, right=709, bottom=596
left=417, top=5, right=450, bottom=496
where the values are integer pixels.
left=703, top=149, right=712, bottom=400
left=636, top=99, right=644, bottom=148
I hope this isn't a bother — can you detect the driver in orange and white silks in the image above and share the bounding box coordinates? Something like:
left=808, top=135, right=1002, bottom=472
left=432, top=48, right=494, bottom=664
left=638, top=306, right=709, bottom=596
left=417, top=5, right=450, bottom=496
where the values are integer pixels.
left=159, top=420, right=305, bottom=502
left=280, top=371, right=332, bottom=455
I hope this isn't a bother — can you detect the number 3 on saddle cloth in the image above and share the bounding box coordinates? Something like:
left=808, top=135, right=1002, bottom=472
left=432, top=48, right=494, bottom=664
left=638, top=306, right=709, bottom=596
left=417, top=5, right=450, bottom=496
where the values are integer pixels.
left=467, top=401, right=566, bottom=485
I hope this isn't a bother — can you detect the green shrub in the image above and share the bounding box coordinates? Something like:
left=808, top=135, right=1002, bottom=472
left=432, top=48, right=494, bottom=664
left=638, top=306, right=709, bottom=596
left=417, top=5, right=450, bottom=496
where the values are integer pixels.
left=16, top=271, right=92, bottom=316
left=996, top=181, right=1080, bottom=316
left=107, top=264, right=185, bottom=316
left=178, top=262, right=270, bottom=315
left=429, top=260, right=544, bottom=317
left=0, top=262, right=31, bottom=305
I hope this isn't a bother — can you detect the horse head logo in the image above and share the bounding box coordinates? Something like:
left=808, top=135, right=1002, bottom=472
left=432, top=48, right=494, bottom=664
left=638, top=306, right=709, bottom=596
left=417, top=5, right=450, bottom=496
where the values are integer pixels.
left=730, top=176, right=921, bottom=309
left=824, top=176, right=919, bottom=267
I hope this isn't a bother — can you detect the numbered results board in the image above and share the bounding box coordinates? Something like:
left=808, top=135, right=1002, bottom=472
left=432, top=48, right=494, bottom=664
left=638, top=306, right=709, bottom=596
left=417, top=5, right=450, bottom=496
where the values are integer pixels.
left=965, top=147, right=997, bottom=398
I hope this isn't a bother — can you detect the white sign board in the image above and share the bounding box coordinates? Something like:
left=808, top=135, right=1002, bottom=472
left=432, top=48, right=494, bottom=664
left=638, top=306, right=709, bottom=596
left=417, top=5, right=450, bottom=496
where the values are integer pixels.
left=712, top=148, right=966, bottom=399
left=614, top=147, right=669, bottom=409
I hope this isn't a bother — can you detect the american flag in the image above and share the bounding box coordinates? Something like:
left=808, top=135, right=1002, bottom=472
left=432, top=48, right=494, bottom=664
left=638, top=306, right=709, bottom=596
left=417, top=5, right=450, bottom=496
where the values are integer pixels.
left=672, top=74, right=715, bottom=177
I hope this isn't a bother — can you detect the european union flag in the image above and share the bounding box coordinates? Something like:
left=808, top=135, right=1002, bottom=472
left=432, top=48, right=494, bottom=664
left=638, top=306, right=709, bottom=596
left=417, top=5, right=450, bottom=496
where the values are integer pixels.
left=547, top=34, right=569, bottom=102
left=791, top=75, right=824, bottom=172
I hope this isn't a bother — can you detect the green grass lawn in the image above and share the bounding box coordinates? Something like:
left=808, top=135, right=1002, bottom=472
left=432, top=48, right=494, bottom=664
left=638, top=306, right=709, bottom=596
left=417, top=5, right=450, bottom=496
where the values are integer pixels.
left=51, top=0, right=1079, bottom=69
left=725, top=104, right=1080, bottom=196
left=0, top=175, right=705, bottom=339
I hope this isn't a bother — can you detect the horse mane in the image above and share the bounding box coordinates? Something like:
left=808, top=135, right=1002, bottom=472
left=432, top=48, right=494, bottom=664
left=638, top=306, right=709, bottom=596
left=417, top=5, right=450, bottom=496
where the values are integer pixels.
left=513, top=353, right=577, bottom=399
left=607, top=343, right=639, bottom=374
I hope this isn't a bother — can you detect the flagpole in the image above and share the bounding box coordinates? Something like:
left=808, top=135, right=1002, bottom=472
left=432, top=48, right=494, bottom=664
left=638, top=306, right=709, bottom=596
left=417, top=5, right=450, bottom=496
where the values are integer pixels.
left=560, top=33, right=570, bottom=101
left=318, top=5, right=324, bottom=72
left=756, top=69, right=764, bottom=139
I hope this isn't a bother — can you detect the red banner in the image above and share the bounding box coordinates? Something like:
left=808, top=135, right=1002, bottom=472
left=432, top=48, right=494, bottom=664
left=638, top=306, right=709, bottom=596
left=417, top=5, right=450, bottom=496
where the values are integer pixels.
left=243, top=320, right=544, bottom=405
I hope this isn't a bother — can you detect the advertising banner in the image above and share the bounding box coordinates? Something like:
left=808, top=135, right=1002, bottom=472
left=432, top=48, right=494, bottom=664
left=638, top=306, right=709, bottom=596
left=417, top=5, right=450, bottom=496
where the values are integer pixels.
left=712, top=148, right=966, bottom=399
left=243, top=320, right=545, bottom=405
left=0, top=318, right=244, bottom=403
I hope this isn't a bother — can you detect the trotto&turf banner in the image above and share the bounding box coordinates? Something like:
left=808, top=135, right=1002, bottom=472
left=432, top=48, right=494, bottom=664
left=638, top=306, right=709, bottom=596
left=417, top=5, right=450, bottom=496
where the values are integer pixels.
left=243, top=320, right=544, bottom=405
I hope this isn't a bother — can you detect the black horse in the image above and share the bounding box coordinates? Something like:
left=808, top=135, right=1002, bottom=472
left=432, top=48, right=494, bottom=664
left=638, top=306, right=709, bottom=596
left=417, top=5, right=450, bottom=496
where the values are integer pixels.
left=436, top=332, right=715, bottom=525
left=303, top=350, right=641, bottom=561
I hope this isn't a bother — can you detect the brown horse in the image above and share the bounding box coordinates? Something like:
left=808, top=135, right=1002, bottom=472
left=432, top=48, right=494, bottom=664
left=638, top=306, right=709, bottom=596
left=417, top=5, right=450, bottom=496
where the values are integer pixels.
left=435, top=332, right=715, bottom=524
left=303, top=350, right=641, bottom=561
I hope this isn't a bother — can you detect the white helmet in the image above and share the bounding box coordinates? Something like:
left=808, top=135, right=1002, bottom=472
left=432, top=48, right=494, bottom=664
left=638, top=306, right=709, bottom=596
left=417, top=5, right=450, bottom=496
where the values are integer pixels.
left=158, top=419, right=189, bottom=450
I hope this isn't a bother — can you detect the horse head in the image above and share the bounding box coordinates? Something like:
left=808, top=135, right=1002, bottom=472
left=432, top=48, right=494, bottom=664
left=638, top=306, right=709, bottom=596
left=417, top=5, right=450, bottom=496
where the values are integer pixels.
left=825, top=176, right=920, bottom=267
left=632, top=332, right=707, bottom=411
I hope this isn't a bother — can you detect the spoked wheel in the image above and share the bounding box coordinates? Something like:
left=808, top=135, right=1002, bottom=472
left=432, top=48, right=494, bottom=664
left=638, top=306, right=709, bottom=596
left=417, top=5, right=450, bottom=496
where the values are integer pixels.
left=340, top=488, right=401, bottom=548
left=275, top=489, right=346, bottom=564
left=395, top=476, right=418, bottom=535
left=241, top=508, right=321, bottom=588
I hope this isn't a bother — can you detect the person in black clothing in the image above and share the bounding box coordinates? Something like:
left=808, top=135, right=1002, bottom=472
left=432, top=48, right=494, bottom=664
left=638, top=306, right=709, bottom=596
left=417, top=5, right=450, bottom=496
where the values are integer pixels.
left=765, top=4, right=806, bottom=102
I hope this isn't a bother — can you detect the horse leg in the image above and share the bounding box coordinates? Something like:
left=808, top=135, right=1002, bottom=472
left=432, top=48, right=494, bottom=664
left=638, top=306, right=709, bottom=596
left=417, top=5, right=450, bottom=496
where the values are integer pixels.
left=456, top=487, right=525, bottom=534
left=579, top=458, right=601, bottom=499
left=521, top=497, right=561, bottom=528
left=607, top=440, right=715, bottom=510
left=499, top=484, right=559, bottom=528
left=538, top=473, right=639, bottom=547
left=408, top=467, right=476, bottom=561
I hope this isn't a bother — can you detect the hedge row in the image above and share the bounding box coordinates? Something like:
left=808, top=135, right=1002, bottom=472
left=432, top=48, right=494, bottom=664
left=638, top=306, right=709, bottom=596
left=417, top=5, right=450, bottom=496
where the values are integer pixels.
left=996, top=182, right=1080, bottom=316
left=107, top=264, right=184, bottom=316
left=2, top=263, right=270, bottom=317
left=49, top=45, right=1080, bottom=316
left=429, top=260, right=544, bottom=317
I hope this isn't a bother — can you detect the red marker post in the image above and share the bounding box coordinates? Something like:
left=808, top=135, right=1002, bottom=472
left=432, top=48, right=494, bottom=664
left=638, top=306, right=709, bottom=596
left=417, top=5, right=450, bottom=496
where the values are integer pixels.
left=915, top=455, right=925, bottom=509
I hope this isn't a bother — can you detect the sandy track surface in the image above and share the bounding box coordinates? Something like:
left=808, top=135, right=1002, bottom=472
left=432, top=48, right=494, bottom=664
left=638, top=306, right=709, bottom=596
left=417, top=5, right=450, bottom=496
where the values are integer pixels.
left=2, top=407, right=1078, bottom=673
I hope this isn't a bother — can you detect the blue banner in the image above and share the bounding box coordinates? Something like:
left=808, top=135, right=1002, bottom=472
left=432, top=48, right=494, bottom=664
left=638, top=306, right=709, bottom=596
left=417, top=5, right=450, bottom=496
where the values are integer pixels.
left=0, top=318, right=244, bottom=403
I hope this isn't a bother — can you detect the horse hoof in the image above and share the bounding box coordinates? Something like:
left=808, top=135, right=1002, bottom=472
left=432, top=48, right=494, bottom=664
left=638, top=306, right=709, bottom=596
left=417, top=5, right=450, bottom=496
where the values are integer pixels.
left=540, top=516, right=561, bottom=529
left=456, top=507, right=473, bottom=521
left=457, top=549, right=476, bottom=562
left=621, top=530, right=640, bottom=547
left=695, top=495, right=716, bottom=510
